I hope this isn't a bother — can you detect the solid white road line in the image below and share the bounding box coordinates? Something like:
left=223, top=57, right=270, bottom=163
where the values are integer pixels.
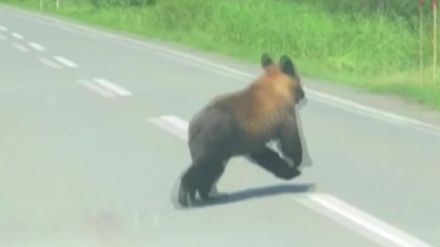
left=11, top=42, right=29, bottom=53
left=0, top=25, right=8, bottom=31
left=148, top=114, right=434, bottom=247
left=93, top=78, right=132, bottom=97
left=11, top=32, right=23, bottom=39
left=5, top=6, right=440, bottom=134
left=37, top=57, right=62, bottom=69
left=302, top=194, right=434, bottom=247
left=306, top=90, right=440, bottom=133
left=78, top=80, right=115, bottom=98
left=27, top=41, right=46, bottom=51
left=53, top=56, right=78, bottom=68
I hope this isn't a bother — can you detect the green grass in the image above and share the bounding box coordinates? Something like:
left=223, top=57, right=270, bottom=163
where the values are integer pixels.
left=2, top=0, right=440, bottom=109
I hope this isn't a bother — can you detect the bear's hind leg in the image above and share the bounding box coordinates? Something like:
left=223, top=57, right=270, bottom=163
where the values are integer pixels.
left=248, top=146, right=300, bottom=180
left=178, top=165, right=198, bottom=207
left=178, top=157, right=226, bottom=207
left=198, top=162, right=226, bottom=201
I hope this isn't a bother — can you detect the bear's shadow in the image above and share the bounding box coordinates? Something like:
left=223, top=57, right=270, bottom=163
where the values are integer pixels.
left=183, top=182, right=316, bottom=209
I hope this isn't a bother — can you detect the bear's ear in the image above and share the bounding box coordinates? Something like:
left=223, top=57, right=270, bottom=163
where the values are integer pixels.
left=279, top=55, right=296, bottom=77
left=261, top=52, right=274, bottom=69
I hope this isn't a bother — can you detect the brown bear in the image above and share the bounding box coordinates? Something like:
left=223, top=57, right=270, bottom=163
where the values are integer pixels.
left=177, top=53, right=306, bottom=207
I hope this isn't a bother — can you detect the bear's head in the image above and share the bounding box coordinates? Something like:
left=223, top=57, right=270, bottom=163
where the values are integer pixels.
left=260, top=53, right=306, bottom=108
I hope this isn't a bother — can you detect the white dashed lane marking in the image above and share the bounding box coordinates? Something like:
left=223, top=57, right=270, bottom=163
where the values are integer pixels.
left=27, top=42, right=46, bottom=51
left=11, top=32, right=23, bottom=40
left=93, top=78, right=132, bottom=97
left=147, top=115, right=188, bottom=140
left=53, top=56, right=78, bottom=68
left=0, top=25, right=9, bottom=31
left=37, top=57, right=62, bottom=69
left=78, top=80, right=115, bottom=98
left=11, top=42, right=29, bottom=53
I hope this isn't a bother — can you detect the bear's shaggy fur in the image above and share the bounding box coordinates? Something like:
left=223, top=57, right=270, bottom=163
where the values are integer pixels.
left=177, top=53, right=306, bottom=207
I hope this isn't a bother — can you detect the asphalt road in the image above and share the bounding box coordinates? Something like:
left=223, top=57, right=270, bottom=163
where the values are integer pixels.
left=1, top=5, right=439, bottom=247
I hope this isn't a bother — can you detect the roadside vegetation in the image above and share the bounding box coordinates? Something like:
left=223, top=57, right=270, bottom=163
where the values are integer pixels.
left=2, top=0, right=440, bottom=109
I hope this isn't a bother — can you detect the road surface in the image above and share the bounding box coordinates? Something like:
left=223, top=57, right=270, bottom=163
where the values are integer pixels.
left=1, top=5, right=439, bottom=247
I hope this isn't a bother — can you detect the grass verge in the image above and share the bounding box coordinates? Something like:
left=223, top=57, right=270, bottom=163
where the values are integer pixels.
left=2, top=0, right=440, bottom=110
